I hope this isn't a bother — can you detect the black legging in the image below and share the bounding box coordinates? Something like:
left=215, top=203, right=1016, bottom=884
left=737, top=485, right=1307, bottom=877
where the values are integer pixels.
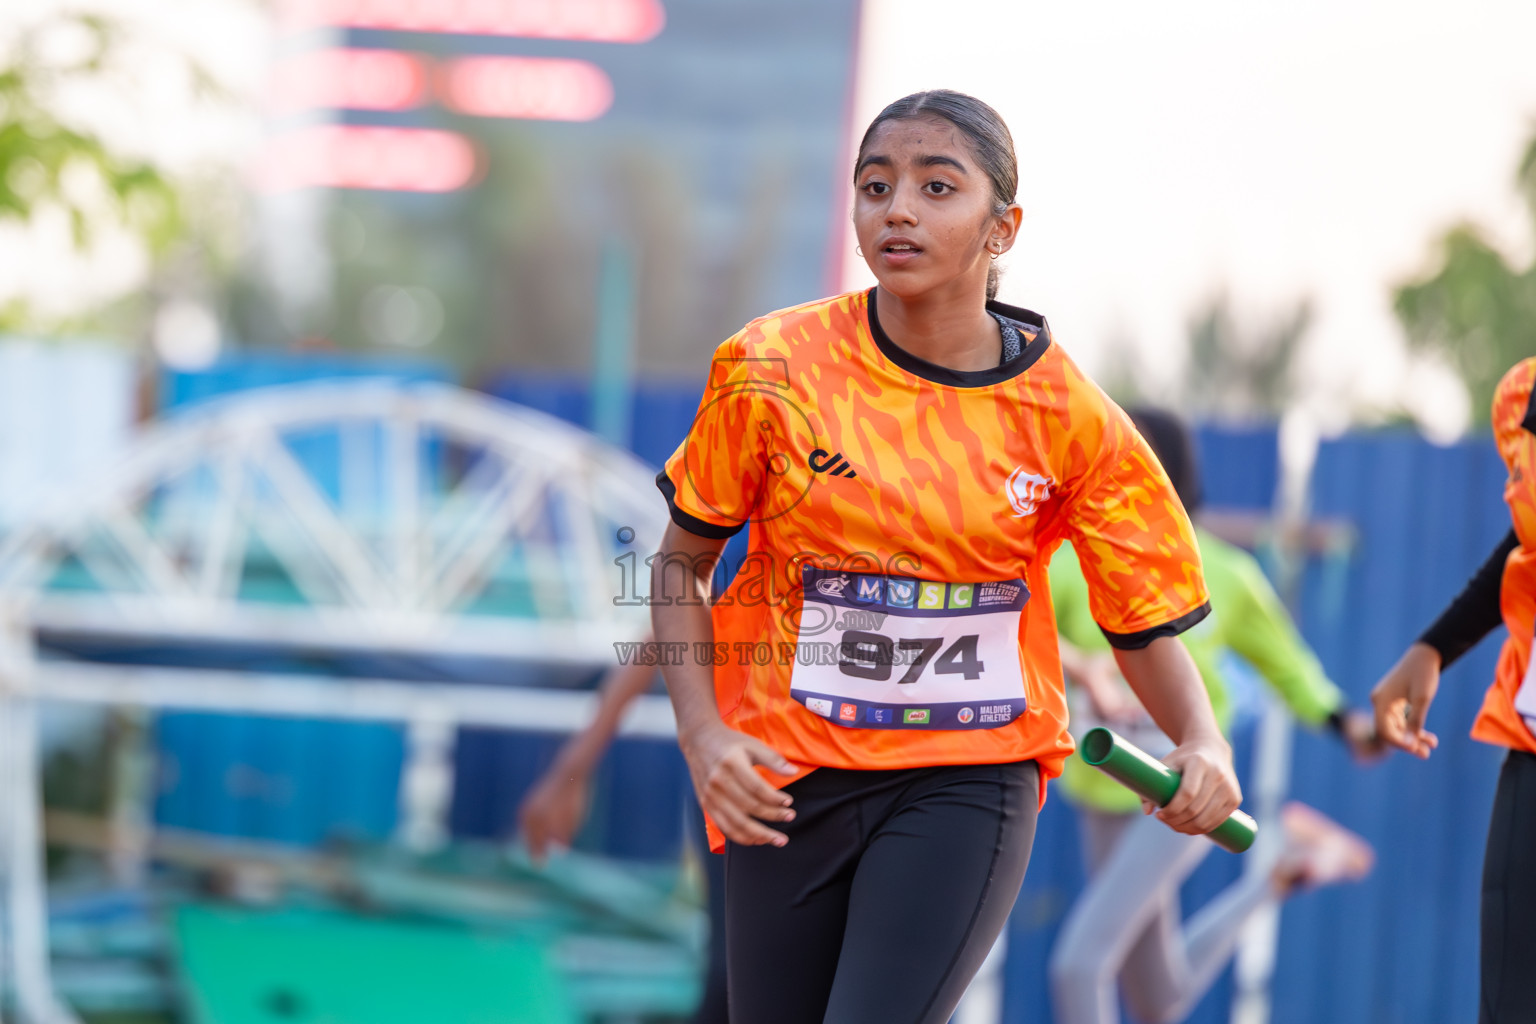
left=1481, top=748, right=1536, bottom=1023
left=723, top=760, right=1039, bottom=1024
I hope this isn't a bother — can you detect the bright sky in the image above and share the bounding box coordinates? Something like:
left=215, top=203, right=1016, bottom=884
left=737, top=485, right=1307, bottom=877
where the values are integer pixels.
left=841, top=0, right=1536, bottom=437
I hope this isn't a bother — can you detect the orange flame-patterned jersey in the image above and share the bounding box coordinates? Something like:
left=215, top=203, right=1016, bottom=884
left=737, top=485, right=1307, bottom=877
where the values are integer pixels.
left=658, top=288, right=1210, bottom=842
left=1471, top=357, right=1536, bottom=754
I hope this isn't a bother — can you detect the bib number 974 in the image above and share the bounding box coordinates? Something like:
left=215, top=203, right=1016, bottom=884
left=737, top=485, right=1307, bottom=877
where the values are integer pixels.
left=838, top=630, right=984, bottom=683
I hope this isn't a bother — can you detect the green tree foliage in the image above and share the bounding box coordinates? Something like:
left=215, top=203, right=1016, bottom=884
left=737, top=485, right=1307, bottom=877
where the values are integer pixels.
left=1099, top=292, right=1311, bottom=422
left=1394, top=134, right=1536, bottom=426
left=1184, top=292, right=1311, bottom=420
left=0, top=13, right=181, bottom=329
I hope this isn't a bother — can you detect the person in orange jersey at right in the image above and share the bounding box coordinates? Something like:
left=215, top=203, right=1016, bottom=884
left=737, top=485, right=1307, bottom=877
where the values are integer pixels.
left=1371, top=356, right=1536, bottom=1024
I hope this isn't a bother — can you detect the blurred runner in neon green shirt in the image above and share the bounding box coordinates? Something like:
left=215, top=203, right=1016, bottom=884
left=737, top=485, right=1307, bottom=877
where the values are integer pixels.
left=1054, top=528, right=1346, bottom=813
left=1048, top=407, right=1380, bottom=1024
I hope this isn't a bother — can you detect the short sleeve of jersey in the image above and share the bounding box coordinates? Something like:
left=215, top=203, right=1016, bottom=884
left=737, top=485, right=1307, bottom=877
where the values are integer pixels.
left=1062, top=411, right=1210, bottom=649
left=657, top=332, right=771, bottom=539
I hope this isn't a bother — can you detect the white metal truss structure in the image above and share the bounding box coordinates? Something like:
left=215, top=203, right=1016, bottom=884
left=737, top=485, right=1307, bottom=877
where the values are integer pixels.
left=0, top=380, right=674, bottom=1024
left=0, top=380, right=666, bottom=663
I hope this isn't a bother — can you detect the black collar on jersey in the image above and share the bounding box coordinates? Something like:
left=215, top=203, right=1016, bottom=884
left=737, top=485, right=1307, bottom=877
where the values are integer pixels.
left=1522, top=376, right=1536, bottom=436
left=865, top=287, right=1052, bottom=388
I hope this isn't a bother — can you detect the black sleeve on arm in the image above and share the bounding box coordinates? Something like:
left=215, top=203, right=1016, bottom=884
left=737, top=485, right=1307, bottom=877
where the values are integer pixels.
left=655, top=470, right=745, bottom=540
left=1418, top=528, right=1519, bottom=669
left=1100, top=602, right=1212, bottom=650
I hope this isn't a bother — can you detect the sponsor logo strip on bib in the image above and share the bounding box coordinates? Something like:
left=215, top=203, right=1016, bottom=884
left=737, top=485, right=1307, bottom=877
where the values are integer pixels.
left=808, top=570, right=1027, bottom=617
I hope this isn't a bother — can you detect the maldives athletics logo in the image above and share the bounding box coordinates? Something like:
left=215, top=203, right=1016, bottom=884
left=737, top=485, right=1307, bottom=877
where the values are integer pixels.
left=1005, top=466, right=1053, bottom=518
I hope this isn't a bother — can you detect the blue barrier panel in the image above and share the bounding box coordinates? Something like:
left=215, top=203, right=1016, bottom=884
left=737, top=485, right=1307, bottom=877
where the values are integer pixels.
left=631, top=380, right=711, bottom=470
left=447, top=729, right=569, bottom=843
left=1178, top=425, right=1277, bottom=1024
left=153, top=711, right=406, bottom=846
left=1273, top=432, right=1508, bottom=1024
left=484, top=373, right=590, bottom=434
left=483, top=372, right=705, bottom=472
left=448, top=729, right=692, bottom=862
left=150, top=355, right=449, bottom=847
left=161, top=353, right=450, bottom=409
left=1195, top=423, right=1280, bottom=510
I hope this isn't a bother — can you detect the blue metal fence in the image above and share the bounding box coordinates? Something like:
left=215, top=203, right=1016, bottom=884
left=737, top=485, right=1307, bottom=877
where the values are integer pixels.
left=1272, top=435, right=1508, bottom=1024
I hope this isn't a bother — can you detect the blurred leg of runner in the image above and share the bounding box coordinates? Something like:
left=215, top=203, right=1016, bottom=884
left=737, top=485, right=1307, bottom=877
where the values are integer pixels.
left=1052, top=803, right=1371, bottom=1024
left=1051, top=810, right=1270, bottom=1024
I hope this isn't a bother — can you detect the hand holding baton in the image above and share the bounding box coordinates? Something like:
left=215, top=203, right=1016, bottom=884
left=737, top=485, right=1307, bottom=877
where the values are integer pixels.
left=1079, top=727, right=1258, bottom=853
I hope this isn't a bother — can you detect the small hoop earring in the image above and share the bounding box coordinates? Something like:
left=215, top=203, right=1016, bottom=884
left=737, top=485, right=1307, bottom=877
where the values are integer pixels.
left=989, top=250, right=1001, bottom=261
left=856, top=245, right=864, bottom=257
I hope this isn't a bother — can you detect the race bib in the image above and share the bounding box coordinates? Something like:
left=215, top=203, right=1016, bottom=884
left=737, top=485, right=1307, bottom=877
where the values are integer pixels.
left=788, top=567, right=1029, bottom=730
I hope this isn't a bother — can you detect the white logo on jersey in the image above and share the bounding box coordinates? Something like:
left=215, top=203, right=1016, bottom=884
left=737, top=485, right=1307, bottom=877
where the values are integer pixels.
left=1005, top=467, right=1053, bottom=517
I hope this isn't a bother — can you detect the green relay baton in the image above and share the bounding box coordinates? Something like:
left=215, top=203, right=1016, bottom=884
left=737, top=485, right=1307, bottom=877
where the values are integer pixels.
left=1079, top=727, right=1258, bottom=854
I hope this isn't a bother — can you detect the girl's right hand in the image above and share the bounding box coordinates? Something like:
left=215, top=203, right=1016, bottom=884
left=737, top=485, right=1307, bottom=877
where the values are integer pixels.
left=679, top=721, right=800, bottom=847
left=1153, top=732, right=1242, bottom=836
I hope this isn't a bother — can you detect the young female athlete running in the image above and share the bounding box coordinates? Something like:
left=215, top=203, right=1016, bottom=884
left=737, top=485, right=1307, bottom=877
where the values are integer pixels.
left=1371, top=357, right=1536, bottom=1024
left=1048, top=407, right=1378, bottom=1024
left=650, top=90, right=1241, bottom=1024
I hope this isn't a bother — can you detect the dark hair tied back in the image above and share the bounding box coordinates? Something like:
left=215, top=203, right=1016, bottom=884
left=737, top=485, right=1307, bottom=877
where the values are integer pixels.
left=857, top=90, right=1018, bottom=300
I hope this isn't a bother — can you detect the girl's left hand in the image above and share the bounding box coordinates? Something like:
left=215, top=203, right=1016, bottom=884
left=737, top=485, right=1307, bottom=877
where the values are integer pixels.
left=1143, top=734, right=1242, bottom=836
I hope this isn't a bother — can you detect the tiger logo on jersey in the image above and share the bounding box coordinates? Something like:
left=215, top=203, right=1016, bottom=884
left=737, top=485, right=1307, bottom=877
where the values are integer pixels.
left=1005, top=467, right=1052, bottom=518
